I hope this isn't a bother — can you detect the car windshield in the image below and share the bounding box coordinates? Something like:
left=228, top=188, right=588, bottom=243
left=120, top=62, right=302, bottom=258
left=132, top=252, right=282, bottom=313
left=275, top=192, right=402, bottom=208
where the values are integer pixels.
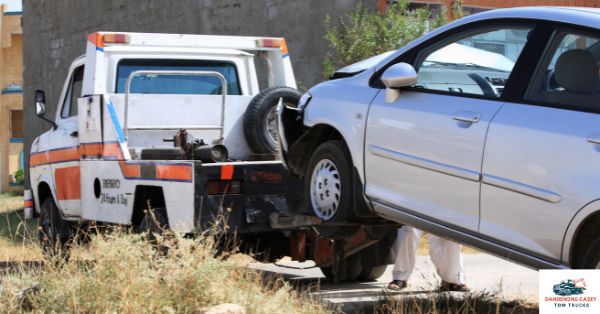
left=335, top=50, right=395, bottom=74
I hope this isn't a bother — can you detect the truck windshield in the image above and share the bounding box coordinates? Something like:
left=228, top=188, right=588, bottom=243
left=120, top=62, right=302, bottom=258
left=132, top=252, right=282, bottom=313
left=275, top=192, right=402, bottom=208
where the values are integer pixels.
left=116, top=59, right=241, bottom=95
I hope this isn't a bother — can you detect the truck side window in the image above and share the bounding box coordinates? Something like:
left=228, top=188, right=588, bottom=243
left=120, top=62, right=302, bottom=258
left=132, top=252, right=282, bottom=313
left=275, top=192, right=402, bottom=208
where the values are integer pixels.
left=115, top=59, right=241, bottom=95
left=60, top=66, right=85, bottom=118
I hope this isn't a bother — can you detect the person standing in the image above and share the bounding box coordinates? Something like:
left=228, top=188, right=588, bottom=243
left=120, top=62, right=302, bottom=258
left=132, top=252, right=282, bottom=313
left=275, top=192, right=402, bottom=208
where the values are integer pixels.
left=387, top=226, right=469, bottom=291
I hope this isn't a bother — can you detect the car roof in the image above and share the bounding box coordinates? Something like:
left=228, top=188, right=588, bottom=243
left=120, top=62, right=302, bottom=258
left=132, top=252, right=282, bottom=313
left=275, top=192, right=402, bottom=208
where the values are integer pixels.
left=372, top=6, right=600, bottom=72
left=465, top=6, right=600, bottom=28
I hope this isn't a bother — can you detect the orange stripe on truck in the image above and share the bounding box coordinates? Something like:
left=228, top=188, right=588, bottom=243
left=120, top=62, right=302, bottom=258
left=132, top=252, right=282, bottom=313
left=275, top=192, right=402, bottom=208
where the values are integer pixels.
left=55, top=166, right=81, bottom=200
left=24, top=200, right=33, bottom=208
left=156, top=164, right=193, bottom=181
left=221, top=164, right=234, bottom=180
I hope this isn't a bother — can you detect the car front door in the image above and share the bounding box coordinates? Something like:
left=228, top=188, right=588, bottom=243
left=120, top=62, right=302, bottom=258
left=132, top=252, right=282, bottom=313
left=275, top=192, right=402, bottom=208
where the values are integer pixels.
left=365, top=25, right=533, bottom=231
left=480, top=30, right=600, bottom=263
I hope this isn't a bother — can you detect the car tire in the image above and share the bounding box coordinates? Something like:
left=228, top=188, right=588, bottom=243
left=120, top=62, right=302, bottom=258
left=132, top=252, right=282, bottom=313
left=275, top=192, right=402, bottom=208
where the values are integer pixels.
left=38, top=197, right=72, bottom=259
left=244, top=86, right=302, bottom=155
left=306, top=140, right=358, bottom=239
left=581, top=236, right=600, bottom=269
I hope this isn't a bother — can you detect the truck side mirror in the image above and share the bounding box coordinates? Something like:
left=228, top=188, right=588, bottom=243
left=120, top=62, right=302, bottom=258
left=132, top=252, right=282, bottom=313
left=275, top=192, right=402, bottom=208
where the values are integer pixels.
left=35, top=89, right=57, bottom=129
left=381, top=62, right=417, bottom=103
left=35, top=90, right=46, bottom=116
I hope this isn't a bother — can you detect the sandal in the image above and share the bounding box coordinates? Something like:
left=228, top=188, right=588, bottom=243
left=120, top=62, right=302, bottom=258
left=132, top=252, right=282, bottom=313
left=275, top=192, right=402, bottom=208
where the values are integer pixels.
left=440, top=280, right=469, bottom=292
left=387, top=280, right=408, bottom=291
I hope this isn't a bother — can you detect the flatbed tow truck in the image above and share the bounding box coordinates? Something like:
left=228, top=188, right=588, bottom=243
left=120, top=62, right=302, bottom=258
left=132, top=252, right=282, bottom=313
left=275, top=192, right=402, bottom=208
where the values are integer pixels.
left=25, top=32, right=396, bottom=281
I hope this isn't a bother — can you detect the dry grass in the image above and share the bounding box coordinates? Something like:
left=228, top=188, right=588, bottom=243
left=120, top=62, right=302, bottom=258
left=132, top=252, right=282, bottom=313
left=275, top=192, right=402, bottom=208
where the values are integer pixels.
left=0, top=230, right=329, bottom=314
left=373, top=291, right=538, bottom=314
left=0, top=193, right=43, bottom=261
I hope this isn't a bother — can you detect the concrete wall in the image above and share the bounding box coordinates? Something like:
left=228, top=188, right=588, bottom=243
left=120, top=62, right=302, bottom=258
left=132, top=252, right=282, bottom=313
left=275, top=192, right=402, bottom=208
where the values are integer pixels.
left=22, top=0, right=375, bottom=188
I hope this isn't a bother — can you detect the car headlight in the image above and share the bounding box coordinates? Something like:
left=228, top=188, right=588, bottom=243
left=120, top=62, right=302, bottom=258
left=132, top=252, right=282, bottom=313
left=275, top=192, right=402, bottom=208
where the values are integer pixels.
left=296, top=92, right=312, bottom=111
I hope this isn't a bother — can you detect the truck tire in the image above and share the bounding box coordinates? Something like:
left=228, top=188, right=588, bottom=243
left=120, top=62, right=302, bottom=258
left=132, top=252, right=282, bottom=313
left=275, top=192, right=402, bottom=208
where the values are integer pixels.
left=306, top=140, right=358, bottom=239
left=244, top=86, right=301, bottom=154
left=138, top=207, right=169, bottom=236
left=38, top=197, right=72, bottom=259
left=138, top=207, right=170, bottom=255
left=357, top=265, right=387, bottom=281
left=321, top=254, right=362, bottom=282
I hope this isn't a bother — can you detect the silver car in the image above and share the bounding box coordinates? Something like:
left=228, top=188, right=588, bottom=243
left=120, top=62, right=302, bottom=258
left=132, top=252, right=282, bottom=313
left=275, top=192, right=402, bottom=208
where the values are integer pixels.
left=278, top=7, right=600, bottom=269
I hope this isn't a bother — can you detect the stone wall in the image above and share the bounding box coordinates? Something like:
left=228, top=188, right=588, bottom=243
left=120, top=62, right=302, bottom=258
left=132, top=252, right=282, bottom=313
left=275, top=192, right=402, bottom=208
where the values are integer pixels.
left=22, top=0, right=375, bottom=187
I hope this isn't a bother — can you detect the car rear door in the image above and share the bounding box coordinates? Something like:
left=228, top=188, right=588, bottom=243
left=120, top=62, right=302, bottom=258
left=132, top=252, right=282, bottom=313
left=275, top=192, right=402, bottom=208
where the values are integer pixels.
left=480, top=29, right=600, bottom=263
left=365, top=24, right=534, bottom=231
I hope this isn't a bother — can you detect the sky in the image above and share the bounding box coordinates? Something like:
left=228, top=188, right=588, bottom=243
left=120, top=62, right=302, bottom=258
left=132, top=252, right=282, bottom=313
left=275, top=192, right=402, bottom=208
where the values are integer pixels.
left=1, top=0, right=22, bottom=12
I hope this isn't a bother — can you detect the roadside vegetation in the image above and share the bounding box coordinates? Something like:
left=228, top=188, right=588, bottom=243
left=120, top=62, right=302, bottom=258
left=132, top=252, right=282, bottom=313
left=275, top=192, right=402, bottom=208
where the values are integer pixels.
left=0, top=194, right=534, bottom=313
left=0, top=193, right=41, bottom=261
left=0, top=228, right=328, bottom=313
left=323, top=0, right=451, bottom=78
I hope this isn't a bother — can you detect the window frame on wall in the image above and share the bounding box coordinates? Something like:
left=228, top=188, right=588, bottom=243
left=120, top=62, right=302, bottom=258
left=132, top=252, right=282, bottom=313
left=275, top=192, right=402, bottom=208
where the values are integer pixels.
left=9, top=109, right=23, bottom=142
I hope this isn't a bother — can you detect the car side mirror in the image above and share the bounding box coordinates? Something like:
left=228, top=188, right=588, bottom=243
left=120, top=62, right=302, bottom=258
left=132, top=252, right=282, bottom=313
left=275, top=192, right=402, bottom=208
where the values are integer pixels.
left=35, top=89, right=57, bottom=129
left=35, top=90, right=46, bottom=116
left=381, top=63, right=417, bottom=103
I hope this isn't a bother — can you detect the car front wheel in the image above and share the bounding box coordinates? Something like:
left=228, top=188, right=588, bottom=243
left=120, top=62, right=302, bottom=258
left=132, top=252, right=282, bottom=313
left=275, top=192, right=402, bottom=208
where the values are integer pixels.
left=306, top=140, right=358, bottom=239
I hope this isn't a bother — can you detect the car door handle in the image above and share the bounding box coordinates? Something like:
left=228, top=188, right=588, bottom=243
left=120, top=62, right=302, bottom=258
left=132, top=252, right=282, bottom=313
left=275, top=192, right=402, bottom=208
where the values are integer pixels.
left=70, top=131, right=79, bottom=137
left=452, top=112, right=480, bottom=124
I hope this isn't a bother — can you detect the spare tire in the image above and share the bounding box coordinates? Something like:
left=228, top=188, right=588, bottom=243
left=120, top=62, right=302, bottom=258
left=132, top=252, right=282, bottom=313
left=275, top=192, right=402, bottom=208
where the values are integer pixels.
left=244, top=86, right=302, bottom=154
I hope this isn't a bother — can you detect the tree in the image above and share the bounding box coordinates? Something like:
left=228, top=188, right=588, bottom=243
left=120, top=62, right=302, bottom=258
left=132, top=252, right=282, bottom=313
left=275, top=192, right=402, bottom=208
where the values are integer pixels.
left=322, top=0, right=450, bottom=78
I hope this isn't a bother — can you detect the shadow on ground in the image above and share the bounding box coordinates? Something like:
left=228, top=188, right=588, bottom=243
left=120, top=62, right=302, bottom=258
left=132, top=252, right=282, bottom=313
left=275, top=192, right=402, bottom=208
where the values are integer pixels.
left=255, top=267, right=538, bottom=314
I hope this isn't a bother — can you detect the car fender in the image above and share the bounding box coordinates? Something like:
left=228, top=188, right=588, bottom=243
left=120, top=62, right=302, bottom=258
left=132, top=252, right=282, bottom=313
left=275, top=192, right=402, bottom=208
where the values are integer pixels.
left=302, top=70, right=381, bottom=185
left=562, top=198, right=600, bottom=265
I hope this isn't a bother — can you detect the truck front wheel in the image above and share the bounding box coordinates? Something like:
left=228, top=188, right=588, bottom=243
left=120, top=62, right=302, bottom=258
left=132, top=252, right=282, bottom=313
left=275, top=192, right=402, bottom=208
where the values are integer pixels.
left=306, top=140, right=358, bottom=239
left=38, top=198, right=72, bottom=259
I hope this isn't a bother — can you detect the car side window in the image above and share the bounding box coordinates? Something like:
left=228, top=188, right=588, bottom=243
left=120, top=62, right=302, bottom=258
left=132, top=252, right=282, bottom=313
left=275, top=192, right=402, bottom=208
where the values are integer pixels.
left=414, top=27, right=532, bottom=98
left=60, top=66, right=85, bottom=118
left=525, top=31, right=600, bottom=111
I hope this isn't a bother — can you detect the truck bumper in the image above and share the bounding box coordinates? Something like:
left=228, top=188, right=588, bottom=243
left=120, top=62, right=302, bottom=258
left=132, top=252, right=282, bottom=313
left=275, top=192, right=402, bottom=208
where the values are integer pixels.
left=24, top=189, right=35, bottom=219
left=194, top=161, right=306, bottom=234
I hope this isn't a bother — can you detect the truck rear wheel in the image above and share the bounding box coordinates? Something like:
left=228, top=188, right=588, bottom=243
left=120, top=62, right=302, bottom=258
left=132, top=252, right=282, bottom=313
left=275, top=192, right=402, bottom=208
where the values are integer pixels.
left=357, top=265, right=387, bottom=281
left=38, top=198, right=72, bottom=259
left=244, top=86, right=301, bottom=154
left=138, top=207, right=170, bottom=254
left=306, top=140, right=358, bottom=239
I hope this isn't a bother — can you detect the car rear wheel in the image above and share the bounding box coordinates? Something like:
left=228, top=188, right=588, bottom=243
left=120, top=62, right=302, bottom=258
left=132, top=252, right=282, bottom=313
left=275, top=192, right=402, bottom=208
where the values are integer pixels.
left=581, top=235, right=600, bottom=269
left=306, top=140, right=358, bottom=239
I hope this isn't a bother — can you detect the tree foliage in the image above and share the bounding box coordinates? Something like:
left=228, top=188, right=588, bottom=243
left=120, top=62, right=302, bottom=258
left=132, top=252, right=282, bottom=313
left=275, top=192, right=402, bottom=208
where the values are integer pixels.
left=323, top=0, right=449, bottom=78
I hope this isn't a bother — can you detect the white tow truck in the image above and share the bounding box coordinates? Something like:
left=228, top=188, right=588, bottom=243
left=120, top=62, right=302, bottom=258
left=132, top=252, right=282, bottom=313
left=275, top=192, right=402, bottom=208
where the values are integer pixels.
left=26, top=32, right=396, bottom=281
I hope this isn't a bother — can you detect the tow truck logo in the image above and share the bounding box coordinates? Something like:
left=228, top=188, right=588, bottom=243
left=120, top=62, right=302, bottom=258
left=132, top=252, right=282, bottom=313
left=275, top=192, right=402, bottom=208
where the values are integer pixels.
left=554, top=278, right=587, bottom=296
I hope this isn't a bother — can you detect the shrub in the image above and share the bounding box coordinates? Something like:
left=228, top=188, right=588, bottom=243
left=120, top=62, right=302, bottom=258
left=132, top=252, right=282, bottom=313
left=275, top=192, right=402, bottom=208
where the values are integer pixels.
left=322, top=0, right=450, bottom=78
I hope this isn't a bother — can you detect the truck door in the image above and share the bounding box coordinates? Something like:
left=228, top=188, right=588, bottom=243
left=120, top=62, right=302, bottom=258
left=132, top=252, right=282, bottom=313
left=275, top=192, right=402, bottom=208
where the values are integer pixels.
left=50, top=64, right=84, bottom=218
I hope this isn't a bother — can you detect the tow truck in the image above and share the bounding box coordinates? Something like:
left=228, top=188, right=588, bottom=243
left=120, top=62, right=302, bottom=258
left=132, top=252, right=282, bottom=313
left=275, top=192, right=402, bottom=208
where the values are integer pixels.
left=25, top=32, right=396, bottom=281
